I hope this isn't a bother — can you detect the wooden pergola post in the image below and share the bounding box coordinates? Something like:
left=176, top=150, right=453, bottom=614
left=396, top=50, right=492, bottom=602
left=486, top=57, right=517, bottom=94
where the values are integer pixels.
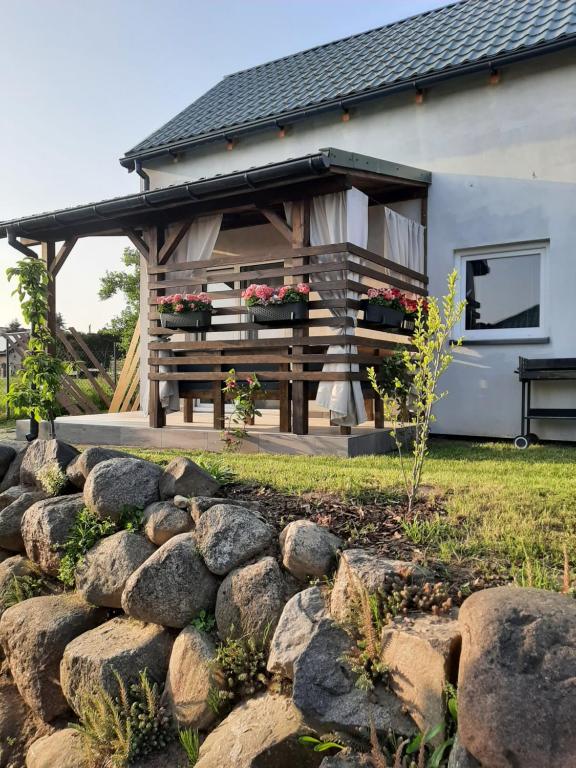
left=147, top=226, right=166, bottom=428
left=291, top=200, right=310, bottom=435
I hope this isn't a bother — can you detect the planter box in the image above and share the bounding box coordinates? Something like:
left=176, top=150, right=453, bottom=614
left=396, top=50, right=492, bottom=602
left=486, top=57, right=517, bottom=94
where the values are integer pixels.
left=160, top=311, right=212, bottom=330
left=402, top=317, right=416, bottom=333
left=249, top=302, right=307, bottom=324
left=361, top=301, right=404, bottom=328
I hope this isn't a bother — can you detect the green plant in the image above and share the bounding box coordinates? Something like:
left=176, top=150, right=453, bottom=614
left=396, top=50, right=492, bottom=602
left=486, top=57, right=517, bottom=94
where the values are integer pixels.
left=221, top=370, right=263, bottom=450
left=57, top=508, right=118, bottom=586
left=0, top=573, right=46, bottom=608
left=401, top=516, right=452, bottom=547
left=36, top=460, right=68, bottom=496
left=6, top=258, right=70, bottom=427
left=72, top=669, right=173, bottom=766
left=117, top=505, right=144, bottom=532
left=368, top=271, right=466, bottom=512
left=213, top=631, right=271, bottom=706
left=190, top=610, right=216, bottom=634
left=297, top=734, right=345, bottom=753
left=192, top=453, right=236, bottom=485
left=373, top=574, right=453, bottom=623
left=179, top=728, right=201, bottom=766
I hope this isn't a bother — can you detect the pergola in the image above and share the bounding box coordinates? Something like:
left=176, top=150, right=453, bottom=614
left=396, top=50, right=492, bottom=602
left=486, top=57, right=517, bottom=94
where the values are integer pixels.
left=0, top=148, right=431, bottom=442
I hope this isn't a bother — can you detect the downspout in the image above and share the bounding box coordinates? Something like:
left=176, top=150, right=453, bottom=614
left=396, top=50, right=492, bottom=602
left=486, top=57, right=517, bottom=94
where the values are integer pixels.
left=134, top=160, right=150, bottom=191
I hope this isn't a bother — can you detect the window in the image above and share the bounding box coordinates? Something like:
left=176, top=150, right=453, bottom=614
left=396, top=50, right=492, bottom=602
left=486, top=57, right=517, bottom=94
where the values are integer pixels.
left=456, top=242, right=548, bottom=341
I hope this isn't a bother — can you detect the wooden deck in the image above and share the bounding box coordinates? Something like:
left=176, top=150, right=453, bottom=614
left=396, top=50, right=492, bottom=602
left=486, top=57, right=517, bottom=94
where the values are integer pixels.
left=17, top=409, right=409, bottom=457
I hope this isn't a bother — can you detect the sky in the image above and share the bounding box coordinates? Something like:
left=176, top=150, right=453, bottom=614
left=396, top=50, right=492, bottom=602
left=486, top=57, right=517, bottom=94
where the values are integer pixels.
left=0, top=0, right=449, bottom=332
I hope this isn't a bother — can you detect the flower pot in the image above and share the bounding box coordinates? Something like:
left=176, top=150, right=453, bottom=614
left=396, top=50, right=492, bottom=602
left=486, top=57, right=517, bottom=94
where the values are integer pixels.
left=249, top=302, right=308, bottom=324
left=362, top=301, right=404, bottom=328
left=160, top=311, right=212, bottom=330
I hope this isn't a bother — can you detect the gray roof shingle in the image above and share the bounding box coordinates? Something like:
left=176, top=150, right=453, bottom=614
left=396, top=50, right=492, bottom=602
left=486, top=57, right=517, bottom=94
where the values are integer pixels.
left=124, top=0, right=576, bottom=161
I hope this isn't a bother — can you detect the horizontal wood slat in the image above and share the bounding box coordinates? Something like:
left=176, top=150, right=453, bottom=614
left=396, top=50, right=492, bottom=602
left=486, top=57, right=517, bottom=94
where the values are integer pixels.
left=148, top=354, right=383, bottom=366
left=148, top=335, right=405, bottom=351
left=150, top=371, right=367, bottom=382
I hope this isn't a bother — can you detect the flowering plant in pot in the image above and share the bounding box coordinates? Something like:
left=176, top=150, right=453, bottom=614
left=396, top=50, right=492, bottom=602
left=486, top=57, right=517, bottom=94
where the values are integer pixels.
left=362, top=287, right=405, bottom=327
left=400, top=296, right=429, bottom=331
left=158, top=293, right=214, bottom=329
left=242, top=283, right=310, bottom=323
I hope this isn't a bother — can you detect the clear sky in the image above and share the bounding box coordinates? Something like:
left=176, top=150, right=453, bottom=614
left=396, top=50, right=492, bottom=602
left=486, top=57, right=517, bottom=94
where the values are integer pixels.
left=0, top=0, right=448, bottom=331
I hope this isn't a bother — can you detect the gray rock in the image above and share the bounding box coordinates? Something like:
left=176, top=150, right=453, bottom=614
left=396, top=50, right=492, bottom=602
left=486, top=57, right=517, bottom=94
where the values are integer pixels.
left=458, top=586, right=576, bottom=768
left=0, top=445, right=16, bottom=483
left=381, top=613, right=461, bottom=740
left=20, top=439, right=78, bottom=490
left=447, top=735, right=480, bottom=768
left=280, top=520, right=342, bottom=582
left=0, top=555, right=41, bottom=607
left=292, top=619, right=415, bottom=737
left=143, top=501, right=193, bottom=546
left=189, top=496, right=255, bottom=525
left=0, top=491, right=46, bottom=551
left=196, top=504, right=274, bottom=576
left=330, top=549, right=431, bottom=622
left=267, top=586, right=328, bottom=679
left=84, top=457, right=162, bottom=522
left=122, top=532, right=218, bottom=628
left=0, top=445, right=27, bottom=492
left=0, top=484, right=33, bottom=512
left=60, top=615, right=173, bottom=715
left=159, top=457, right=220, bottom=501
left=75, top=530, right=156, bottom=608
left=21, top=494, right=84, bottom=576
left=66, top=446, right=137, bottom=490
left=195, top=693, right=322, bottom=768
left=216, top=557, right=286, bottom=641
left=320, top=756, right=372, bottom=768
left=173, top=494, right=190, bottom=509
left=163, top=626, right=224, bottom=730
left=26, top=728, right=91, bottom=768
left=0, top=594, right=104, bottom=721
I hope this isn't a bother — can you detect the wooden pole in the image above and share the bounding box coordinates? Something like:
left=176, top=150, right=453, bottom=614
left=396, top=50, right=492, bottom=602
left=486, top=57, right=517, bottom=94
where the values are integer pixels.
left=147, top=227, right=165, bottom=428
left=291, top=200, right=310, bottom=435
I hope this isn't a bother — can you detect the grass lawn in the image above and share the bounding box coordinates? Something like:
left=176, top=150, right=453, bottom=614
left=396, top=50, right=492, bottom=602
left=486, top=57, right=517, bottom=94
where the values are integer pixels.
left=130, top=439, right=576, bottom=590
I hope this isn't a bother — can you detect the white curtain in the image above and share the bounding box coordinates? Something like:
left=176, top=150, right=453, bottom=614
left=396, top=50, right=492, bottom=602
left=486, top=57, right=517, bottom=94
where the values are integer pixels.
left=311, top=188, right=368, bottom=427
left=157, top=215, right=222, bottom=414
left=384, top=207, right=425, bottom=274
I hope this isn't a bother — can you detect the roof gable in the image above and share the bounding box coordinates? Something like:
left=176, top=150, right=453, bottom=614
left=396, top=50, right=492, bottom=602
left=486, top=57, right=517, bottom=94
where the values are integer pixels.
left=123, top=0, right=576, bottom=164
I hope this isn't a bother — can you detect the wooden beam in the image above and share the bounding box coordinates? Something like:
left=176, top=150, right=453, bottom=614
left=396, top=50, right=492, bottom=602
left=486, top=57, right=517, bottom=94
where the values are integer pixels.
left=290, top=200, right=310, bottom=435
left=41, top=242, right=57, bottom=347
left=259, top=208, right=292, bottom=243
left=158, top=220, right=192, bottom=265
left=51, top=238, right=78, bottom=278
left=124, top=229, right=149, bottom=258
left=147, top=227, right=165, bottom=428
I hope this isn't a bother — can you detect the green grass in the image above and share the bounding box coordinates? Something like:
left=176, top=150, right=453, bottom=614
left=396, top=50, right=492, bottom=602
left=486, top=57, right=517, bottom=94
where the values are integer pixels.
left=129, top=440, right=576, bottom=586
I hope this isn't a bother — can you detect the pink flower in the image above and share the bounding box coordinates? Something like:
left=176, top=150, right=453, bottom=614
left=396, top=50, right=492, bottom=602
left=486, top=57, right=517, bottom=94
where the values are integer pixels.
left=198, top=293, right=211, bottom=304
left=277, top=286, right=289, bottom=300
left=246, top=376, right=254, bottom=386
left=242, top=285, right=257, bottom=299
left=297, top=283, right=310, bottom=294
left=254, top=284, right=274, bottom=301
left=174, top=303, right=185, bottom=313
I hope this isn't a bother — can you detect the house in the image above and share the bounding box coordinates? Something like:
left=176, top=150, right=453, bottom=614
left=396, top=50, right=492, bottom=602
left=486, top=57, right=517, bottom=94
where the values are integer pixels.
left=1, top=0, right=575, bottom=449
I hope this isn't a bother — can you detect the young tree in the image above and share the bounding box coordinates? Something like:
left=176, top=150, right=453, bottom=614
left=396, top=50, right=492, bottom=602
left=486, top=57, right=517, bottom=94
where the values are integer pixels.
left=6, top=318, right=22, bottom=331
left=98, top=247, right=140, bottom=353
left=368, top=270, right=466, bottom=513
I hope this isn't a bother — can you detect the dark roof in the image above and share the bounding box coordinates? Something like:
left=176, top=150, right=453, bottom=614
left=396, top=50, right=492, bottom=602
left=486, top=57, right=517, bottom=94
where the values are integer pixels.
left=123, top=0, right=576, bottom=166
left=0, top=148, right=430, bottom=242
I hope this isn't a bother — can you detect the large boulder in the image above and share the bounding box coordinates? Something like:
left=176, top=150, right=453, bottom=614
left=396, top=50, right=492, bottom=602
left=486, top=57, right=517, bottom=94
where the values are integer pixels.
left=142, top=501, right=193, bottom=546
left=447, top=735, right=480, bottom=768
left=60, top=615, right=173, bottom=715
left=20, top=439, right=78, bottom=491
left=159, top=457, right=220, bottom=500
left=195, top=693, right=322, bottom=768
left=196, top=504, right=274, bottom=576
left=0, top=445, right=27, bottom=492
left=84, top=458, right=162, bottom=522
left=0, top=555, right=42, bottom=616
left=0, top=485, right=32, bottom=512
left=163, top=626, right=224, bottom=730
left=21, top=495, right=84, bottom=577
left=0, top=594, right=104, bottom=721
left=320, top=757, right=373, bottom=768
left=457, top=586, right=576, bottom=768
left=279, top=520, right=342, bottom=582
left=0, top=676, right=46, bottom=768
left=330, top=549, right=431, bottom=622
left=0, top=446, right=16, bottom=483
left=0, top=491, right=45, bottom=551
left=215, top=557, right=286, bottom=641
left=267, top=586, right=329, bottom=679
left=26, top=728, right=90, bottom=768
left=292, top=619, right=415, bottom=737
left=189, top=496, right=257, bottom=525
left=381, top=613, right=461, bottom=739
left=66, top=447, right=136, bottom=490
left=122, top=533, right=218, bottom=628
left=75, top=530, right=156, bottom=608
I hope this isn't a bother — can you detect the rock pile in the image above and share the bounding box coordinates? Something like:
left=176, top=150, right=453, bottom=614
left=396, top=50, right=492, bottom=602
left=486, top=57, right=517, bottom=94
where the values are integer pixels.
left=0, top=439, right=572, bottom=768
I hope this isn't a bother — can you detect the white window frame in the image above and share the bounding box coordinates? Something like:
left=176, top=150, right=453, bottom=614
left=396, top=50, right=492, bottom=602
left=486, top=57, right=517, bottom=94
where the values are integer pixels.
left=455, top=241, right=549, bottom=342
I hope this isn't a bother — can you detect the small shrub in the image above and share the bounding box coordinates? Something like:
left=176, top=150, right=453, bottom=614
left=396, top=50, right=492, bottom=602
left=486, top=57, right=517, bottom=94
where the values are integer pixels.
left=72, top=669, right=173, bottom=766
left=0, top=573, right=46, bottom=608
left=179, top=728, right=200, bottom=766
left=213, top=631, right=271, bottom=707
left=37, top=460, right=68, bottom=496
left=193, top=452, right=236, bottom=485
left=373, top=574, right=453, bottom=623
left=190, top=610, right=216, bottom=634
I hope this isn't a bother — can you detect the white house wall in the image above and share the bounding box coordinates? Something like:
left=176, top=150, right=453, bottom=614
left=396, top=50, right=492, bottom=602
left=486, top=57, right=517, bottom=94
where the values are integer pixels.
left=142, top=50, right=576, bottom=439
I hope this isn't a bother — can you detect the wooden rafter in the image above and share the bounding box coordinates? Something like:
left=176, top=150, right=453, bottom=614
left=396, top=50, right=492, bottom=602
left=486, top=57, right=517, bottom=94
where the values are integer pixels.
left=259, top=208, right=292, bottom=242
left=124, top=229, right=149, bottom=258
left=51, top=238, right=78, bottom=277
left=158, top=220, right=192, bottom=265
